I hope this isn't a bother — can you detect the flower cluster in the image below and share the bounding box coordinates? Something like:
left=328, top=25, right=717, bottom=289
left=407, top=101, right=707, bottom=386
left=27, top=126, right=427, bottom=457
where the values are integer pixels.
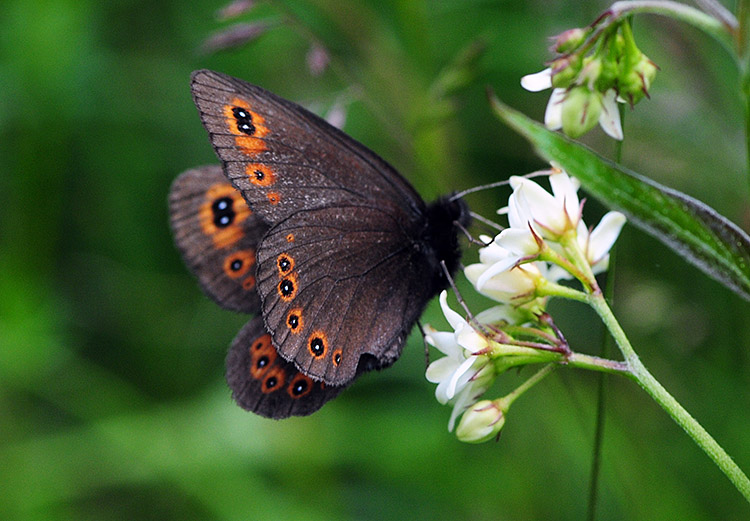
left=426, top=169, right=626, bottom=442
left=522, top=20, right=657, bottom=140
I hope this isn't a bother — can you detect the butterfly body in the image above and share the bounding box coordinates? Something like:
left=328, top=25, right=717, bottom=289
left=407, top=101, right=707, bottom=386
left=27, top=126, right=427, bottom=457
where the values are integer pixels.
left=169, top=70, right=469, bottom=418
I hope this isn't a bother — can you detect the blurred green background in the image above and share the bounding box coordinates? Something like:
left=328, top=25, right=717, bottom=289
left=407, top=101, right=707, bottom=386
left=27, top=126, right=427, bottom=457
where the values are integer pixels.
left=2, top=0, right=749, bottom=519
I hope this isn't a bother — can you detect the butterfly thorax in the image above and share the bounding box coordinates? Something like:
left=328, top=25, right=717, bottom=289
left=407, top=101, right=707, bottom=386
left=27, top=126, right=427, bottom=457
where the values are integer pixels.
left=421, top=196, right=471, bottom=296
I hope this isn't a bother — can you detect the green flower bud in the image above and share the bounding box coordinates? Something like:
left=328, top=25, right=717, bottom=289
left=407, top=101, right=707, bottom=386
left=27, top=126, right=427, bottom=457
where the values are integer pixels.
left=456, top=399, right=506, bottom=443
left=561, top=86, right=602, bottom=138
left=619, top=53, right=658, bottom=105
left=550, top=55, right=582, bottom=89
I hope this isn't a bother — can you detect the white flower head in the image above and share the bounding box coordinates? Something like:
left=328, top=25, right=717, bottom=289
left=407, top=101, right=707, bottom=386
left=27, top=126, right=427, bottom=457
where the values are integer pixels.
left=425, top=291, right=491, bottom=406
left=424, top=291, right=503, bottom=432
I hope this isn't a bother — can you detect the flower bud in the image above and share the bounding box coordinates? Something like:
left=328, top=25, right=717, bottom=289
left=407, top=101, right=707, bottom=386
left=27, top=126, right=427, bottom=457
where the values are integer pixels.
left=561, top=86, right=602, bottom=138
left=549, top=55, right=582, bottom=89
left=551, top=28, right=590, bottom=53
left=456, top=399, right=506, bottom=443
left=619, top=53, right=658, bottom=105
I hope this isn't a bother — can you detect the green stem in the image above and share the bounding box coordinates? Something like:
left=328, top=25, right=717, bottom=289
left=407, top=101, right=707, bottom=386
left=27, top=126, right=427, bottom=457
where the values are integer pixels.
left=503, top=363, right=557, bottom=407
left=567, top=352, right=629, bottom=375
left=607, top=1, right=736, bottom=55
left=588, top=293, right=750, bottom=503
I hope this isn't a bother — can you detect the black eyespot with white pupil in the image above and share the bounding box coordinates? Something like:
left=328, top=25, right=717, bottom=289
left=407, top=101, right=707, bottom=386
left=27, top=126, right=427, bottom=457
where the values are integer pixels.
left=279, top=279, right=294, bottom=297
left=254, top=169, right=264, bottom=181
left=230, top=259, right=243, bottom=272
left=233, top=107, right=255, bottom=135
left=256, top=356, right=269, bottom=370
left=278, top=255, right=292, bottom=273
left=291, top=379, right=308, bottom=396
left=288, top=313, right=299, bottom=329
left=211, top=196, right=235, bottom=228
left=265, top=376, right=278, bottom=389
left=310, top=337, right=325, bottom=357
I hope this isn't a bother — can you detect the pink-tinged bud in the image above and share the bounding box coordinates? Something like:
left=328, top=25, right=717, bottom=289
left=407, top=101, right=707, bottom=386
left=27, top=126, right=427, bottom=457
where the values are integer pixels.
left=200, top=22, right=268, bottom=54
left=306, top=43, right=330, bottom=77
left=215, top=0, right=255, bottom=21
left=551, top=27, right=590, bottom=53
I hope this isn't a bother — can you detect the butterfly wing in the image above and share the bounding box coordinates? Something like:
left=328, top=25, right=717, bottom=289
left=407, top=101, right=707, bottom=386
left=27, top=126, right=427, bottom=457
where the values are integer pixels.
left=169, top=165, right=267, bottom=313
left=226, top=316, right=345, bottom=418
left=190, top=69, right=426, bottom=224
left=256, top=205, right=436, bottom=385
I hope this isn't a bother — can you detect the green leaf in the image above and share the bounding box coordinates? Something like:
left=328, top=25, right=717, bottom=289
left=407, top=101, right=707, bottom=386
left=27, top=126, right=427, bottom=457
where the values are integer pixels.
left=489, top=91, right=750, bottom=301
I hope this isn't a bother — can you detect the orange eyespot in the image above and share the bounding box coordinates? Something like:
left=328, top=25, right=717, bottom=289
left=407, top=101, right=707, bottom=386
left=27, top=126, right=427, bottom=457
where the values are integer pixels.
left=200, top=183, right=251, bottom=248
left=286, top=308, right=303, bottom=334
left=286, top=233, right=295, bottom=243
left=242, top=275, right=256, bottom=290
left=246, top=163, right=276, bottom=186
left=223, top=98, right=270, bottom=157
left=223, top=250, right=255, bottom=279
left=260, top=366, right=286, bottom=393
left=332, top=349, right=342, bottom=366
left=277, top=254, right=294, bottom=275
left=249, top=333, right=275, bottom=379
left=288, top=373, right=314, bottom=398
left=277, top=272, right=298, bottom=302
left=308, top=331, right=329, bottom=359
left=266, top=191, right=281, bottom=205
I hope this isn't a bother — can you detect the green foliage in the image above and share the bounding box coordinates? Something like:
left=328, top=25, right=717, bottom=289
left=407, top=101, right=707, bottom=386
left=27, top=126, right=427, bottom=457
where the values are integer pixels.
left=1, top=0, right=749, bottom=519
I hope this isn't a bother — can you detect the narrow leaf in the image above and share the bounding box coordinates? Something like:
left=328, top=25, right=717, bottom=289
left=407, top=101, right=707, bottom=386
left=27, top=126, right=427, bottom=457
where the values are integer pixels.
left=489, top=91, right=750, bottom=300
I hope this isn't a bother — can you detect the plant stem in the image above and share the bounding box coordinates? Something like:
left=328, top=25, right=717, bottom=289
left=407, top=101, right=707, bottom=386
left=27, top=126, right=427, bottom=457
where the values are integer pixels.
left=504, top=363, right=556, bottom=407
left=608, top=1, right=736, bottom=53
left=588, top=293, right=750, bottom=503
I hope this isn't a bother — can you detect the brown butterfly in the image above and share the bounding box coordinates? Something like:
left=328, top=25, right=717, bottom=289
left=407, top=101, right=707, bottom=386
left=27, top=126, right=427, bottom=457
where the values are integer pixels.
left=169, top=70, right=469, bottom=418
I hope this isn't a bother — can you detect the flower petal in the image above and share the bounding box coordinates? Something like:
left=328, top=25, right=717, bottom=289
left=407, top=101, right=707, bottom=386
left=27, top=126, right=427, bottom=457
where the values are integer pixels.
left=438, top=290, right=466, bottom=332
left=544, top=88, right=566, bottom=130
left=521, top=68, right=552, bottom=92
left=598, top=89, right=623, bottom=140
left=587, top=211, right=626, bottom=263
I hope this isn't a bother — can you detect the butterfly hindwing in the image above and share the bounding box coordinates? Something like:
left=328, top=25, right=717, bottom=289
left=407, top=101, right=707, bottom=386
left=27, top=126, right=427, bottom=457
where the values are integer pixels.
left=190, top=69, right=426, bottom=225
left=226, top=316, right=345, bottom=418
left=255, top=205, right=435, bottom=385
left=169, top=165, right=266, bottom=313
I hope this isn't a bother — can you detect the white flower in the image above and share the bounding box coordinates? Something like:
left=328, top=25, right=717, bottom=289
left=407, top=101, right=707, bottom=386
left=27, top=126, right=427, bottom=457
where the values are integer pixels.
left=479, top=170, right=627, bottom=283
left=506, top=171, right=582, bottom=239
left=521, top=68, right=623, bottom=140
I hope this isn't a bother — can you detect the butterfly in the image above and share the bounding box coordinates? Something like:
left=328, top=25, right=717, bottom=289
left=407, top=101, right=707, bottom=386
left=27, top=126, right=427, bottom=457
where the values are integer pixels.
left=169, top=70, right=470, bottom=419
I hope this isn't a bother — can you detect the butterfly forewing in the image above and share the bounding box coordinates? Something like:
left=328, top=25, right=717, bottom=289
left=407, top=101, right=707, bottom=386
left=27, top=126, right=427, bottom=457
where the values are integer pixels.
left=190, top=70, right=426, bottom=225
left=169, top=165, right=266, bottom=313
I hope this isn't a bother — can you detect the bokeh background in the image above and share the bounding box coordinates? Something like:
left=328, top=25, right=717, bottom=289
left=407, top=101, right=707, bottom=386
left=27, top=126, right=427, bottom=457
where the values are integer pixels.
left=2, top=0, right=749, bottom=519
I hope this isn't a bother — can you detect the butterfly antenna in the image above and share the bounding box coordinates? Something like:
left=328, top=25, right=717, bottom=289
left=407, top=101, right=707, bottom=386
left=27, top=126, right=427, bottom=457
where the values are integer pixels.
left=469, top=211, right=504, bottom=234
left=449, top=179, right=510, bottom=201
left=454, top=219, right=488, bottom=246
left=449, top=168, right=556, bottom=202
